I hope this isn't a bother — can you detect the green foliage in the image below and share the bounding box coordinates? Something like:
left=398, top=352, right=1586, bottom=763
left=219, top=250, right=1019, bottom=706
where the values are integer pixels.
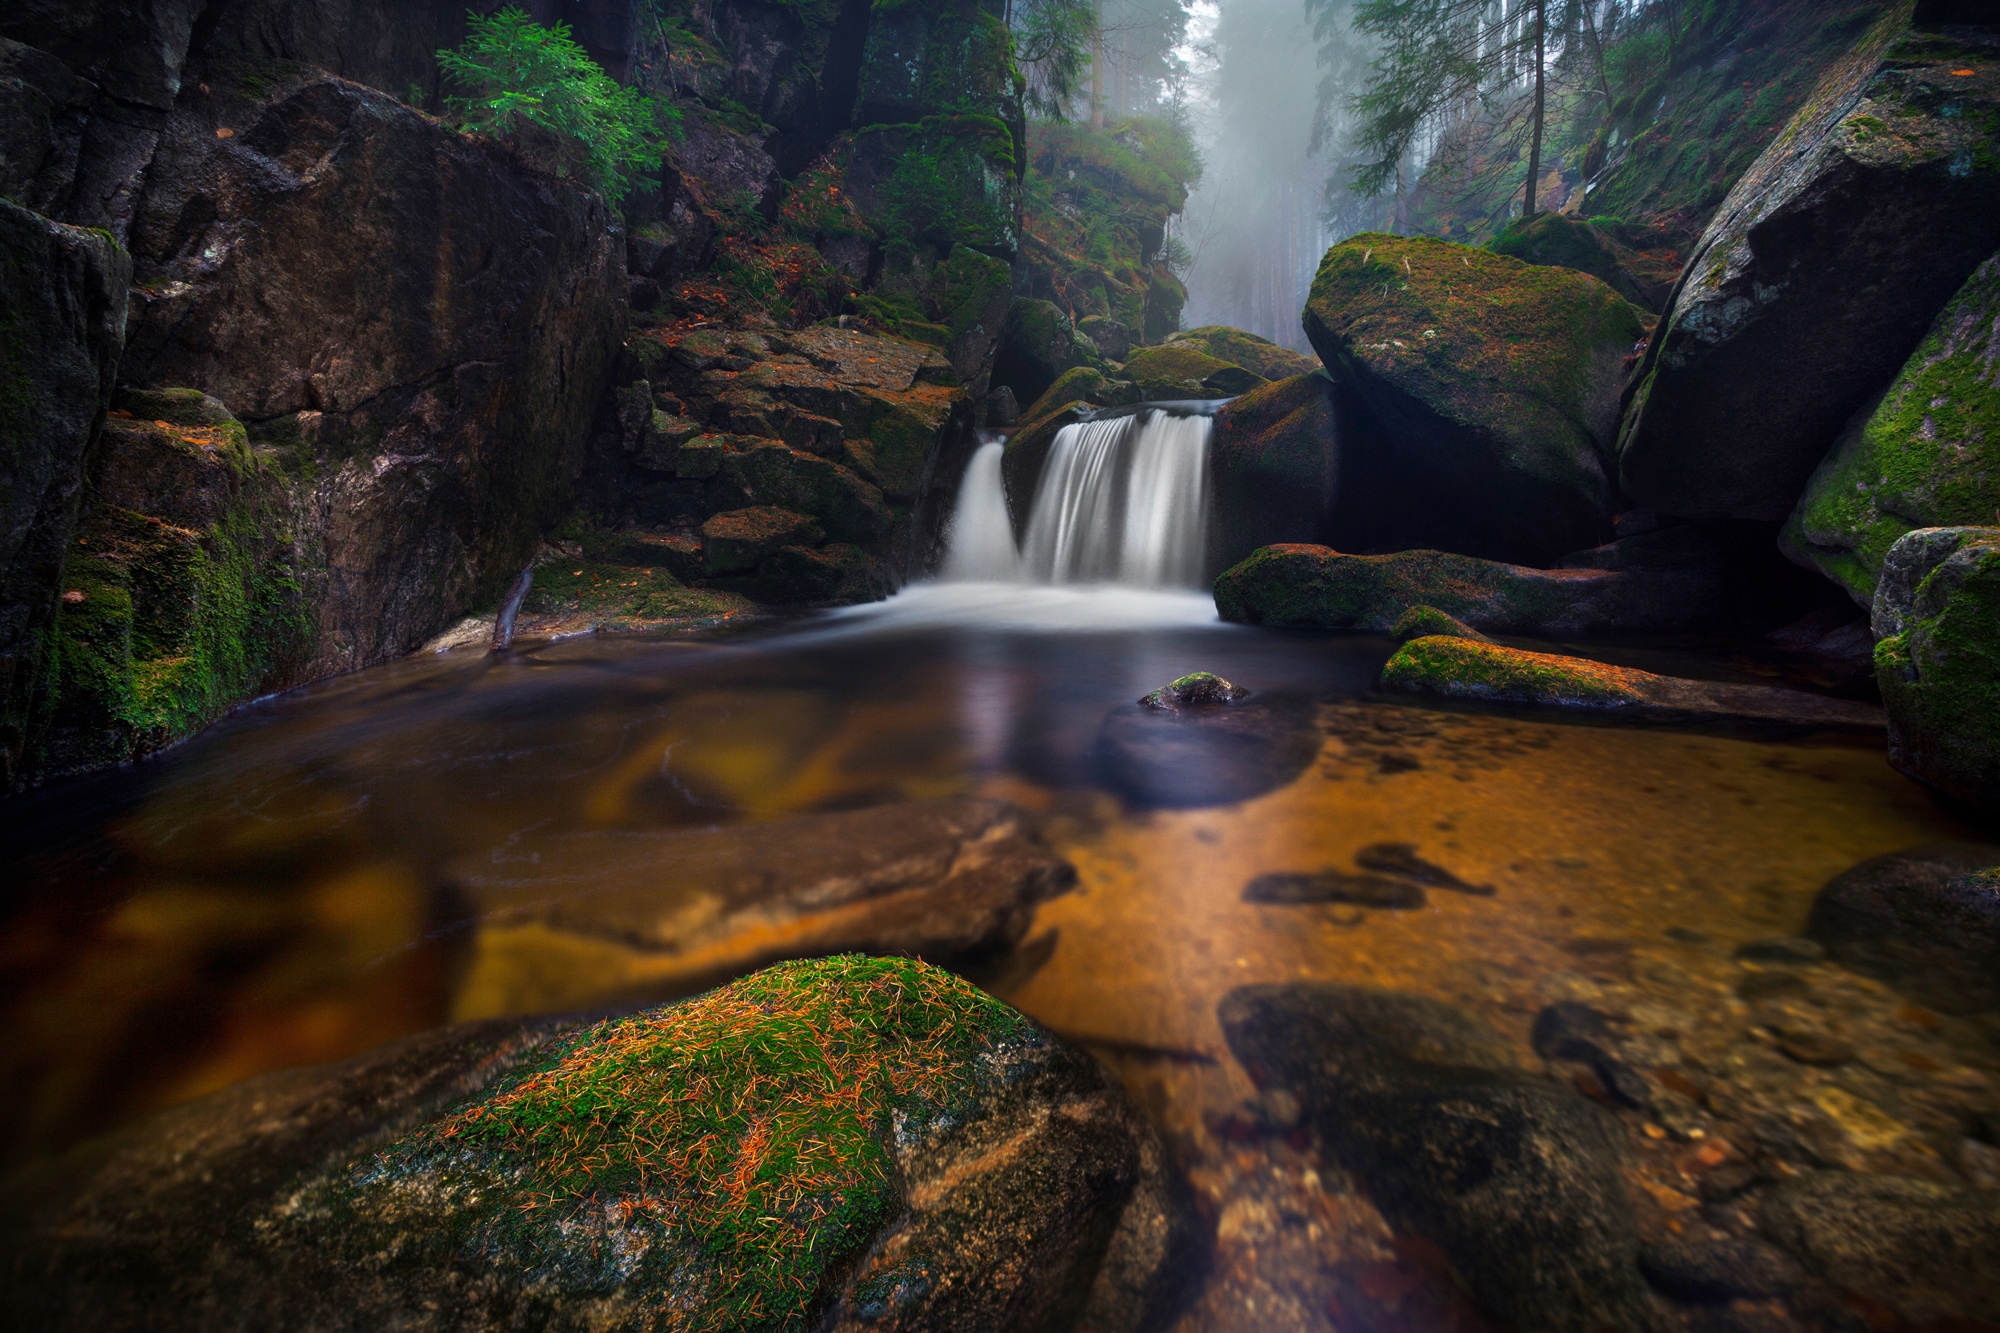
left=439, top=7, right=679, bottom=205
left=872, top=117, right=1017, bottom=256
left=1012, top=0, right=1098, bottom=120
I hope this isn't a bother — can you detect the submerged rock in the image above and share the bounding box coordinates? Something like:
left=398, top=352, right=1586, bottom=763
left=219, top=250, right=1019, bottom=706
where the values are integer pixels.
left=1, top=957, right=1194, bottom=1333
left=1208, top=374, right=1341, bottom=572
left=447, top=797, right=1075, bottom=1018
left=1784, top=252, right=2000, bottom=606
left=1095, top=693, right=1319, bottom=810
left=1805, top=841, right=2000, bottom=1014
left=1243, top=871, right=1425, bottom=909
left=1872, top=526, right=2000, bottom=807
left=1218, top=983, right=1672, bottom=1333
left=1303, top=232, right=1644, bottom=563
left=1618, top=13, right=2000, bottom=521
left=1380, top=637, right=1886, bottom=734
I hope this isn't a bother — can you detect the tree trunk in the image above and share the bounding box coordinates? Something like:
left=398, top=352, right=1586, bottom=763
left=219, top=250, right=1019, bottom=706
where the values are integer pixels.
left=1525, top=0, right=1546, bottom=217
left=1090, top=0, right=1104, bottom=131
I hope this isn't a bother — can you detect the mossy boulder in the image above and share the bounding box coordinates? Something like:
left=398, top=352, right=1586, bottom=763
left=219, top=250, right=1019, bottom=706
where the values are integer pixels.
left=1303, top=233, right=1645, bottom=563
left=699, top=506, right=824, bottom=576
left=1485, top=212, right=1677, bottom=312
left=1619, top=12, right=2000, bottom=522
left=992, top=298, right=1098, bottom=409
left=1784, top=251, right=2000, bottom=606
left=1872, top=526, right=2000, bottom=809
left=1119, top=342, right=1265, bottom=397
left=929, top=243, right=1014, bottom=386
left=1, top=957, right=1193, bottom=1333
left=1382, top=637, right=1885, bottom=733
left=1209, top=374, right=1340, bottom=571
left=1022, top=365, right=1112, bottom=423
left=1165, top=326, right=1320, bottom=381
left=1391, top=605, right=1492, bottom=643
left=718, top=441, right=893, bottom=547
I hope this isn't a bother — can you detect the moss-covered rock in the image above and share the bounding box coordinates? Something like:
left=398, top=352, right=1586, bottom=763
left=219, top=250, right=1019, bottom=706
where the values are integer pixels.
left=1209, top=374, right=1340, bottom=572
left=1304, top=233, right=1645, bottom=563
left=1485, top=212, right=1677, bottom=312
left=1000, top=401, right=1090, bottom=534
left=1784, top=251, right=2000, bottom=605
left=699, top=506, right=824, bottom=576
left=719, top=440, right=893, bottom=547
left=1138, top=671, right=1248, bottom=711
left=1119, top=342, right=1264, bottom=397
left=1391, top=605, right=1492, bottom=643
left=1872, top=526, right=2000, bottom=809
left=2, top=956, right=1193, bottom=1333
left=1619, top=9, right=2000, bottom=522
left=1021, top=365, right=1112, bottom=423
left=1382, top=636, right=1885, bottom=732
left=1165, top=326, right=1320, bottom=381
left=992, top=297, right=1098, bottom=409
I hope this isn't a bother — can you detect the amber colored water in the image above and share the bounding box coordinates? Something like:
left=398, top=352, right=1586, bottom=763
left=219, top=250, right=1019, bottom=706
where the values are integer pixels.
left=1, top=588, right=1985, bottom=1222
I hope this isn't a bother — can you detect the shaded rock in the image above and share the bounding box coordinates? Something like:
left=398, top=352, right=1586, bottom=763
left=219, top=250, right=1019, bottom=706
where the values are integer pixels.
left=926, top=243, right=1014, bottom=389
left=1304, top=233, right=1645, bottom=563
left=1759, top=1172, right=2000, bottom=1327
left=752, top=542, right=894, bottom=607
left=1244, top=871, right=1425, bottom=909
left=1872, top=526, right=2000, bottom=807
left=1391, top=604, right=1492, bottom=643
left=1138, top=670, right=1247, bottom=711
left=1218, top=984, right=1671, bottom=1333
left=1783, top=252, right=2000, bottom=606
left=447, top=798, right=1076, bottom=1016
left=1119, top=343, right=1265, bottom=398
left=0, top=197, right=129, bottom=789
left=1094, top=694, right=1319, bottom=811
left=993, top=298, right=1096, bottom=409
left=1530, top=1000, right=1616, bottom=1063
left=718, top=439, right=894, bottom=546
left=1486, top=211, right=1679, bottom=312
left=1381, top=637, right=1887, bottom=735
left=1208, top=373, right=1340, bottom=572
left=1636, top=1237, right=1803, bottom=1304
left=1805, top=841, right=2000, bottom=1014
left=0, top=0, right=200, bottom=114
left=1022, top=365, right=1113, bottom=424
left=1618, top=15, right=2000, bottom=521
left=1000, top=401, right=1091, bottom=533
left=699, top=505, right=823, bottom=575
left=1079, top=314, right=1130, bottom=363
left=1, top=957, right=1191, bottom=1333
left=1354, top=841, right=1494, bottom=896
left=1163, top=325, right=1319, bottom=382
left=0, top=36, right=94, bottom=215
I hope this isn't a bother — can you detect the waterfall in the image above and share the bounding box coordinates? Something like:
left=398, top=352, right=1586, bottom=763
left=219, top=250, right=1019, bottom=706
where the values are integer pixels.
left=944, top=410, right=1214, bottom=590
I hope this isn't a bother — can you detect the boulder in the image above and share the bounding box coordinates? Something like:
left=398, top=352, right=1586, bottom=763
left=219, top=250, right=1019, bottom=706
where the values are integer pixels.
left=1079, top=314, right=1131, bottom=363
left=1618, top=13, right=2000, bottom=521
left=753, top=542, right=894, bottom=606
left=1783, top=250, right=2000, bottom=606
left=1303, top=232, right=1645, bottom=563
left=1137, top=670, right=1247, bottom=711
left=1390, top=605, right=1491, bottom=643
left=1094, top=692, right=1319, bottom=810
left=0, top=198, right=129, bottom=790
left=119, top=65, right=625, bottom=676
left=1209, top=373, right=1340, bottom=572
left=927, top=243, right=1014, bottom=389
left=1218, top=984, right=1673, bottom=1333
left=1118, top=342, right=1264, bottom=398
left=1805, top=841, right=2000, bottom=1013
left=993, top=298, right=1096, bottom=410
left=699, top=505, right=823, bottom=575
left=1485, top=211, right=1677, bottom=312
left=1872, top=526, right=2000, bottom=807
left=1, top=957, right=1194, bottom=1333
left=1380, top=637, right=1886, bottom=734
left=1760, top=1172, right=2000, bottom=1328
left=1021, top=366, right=1112, bottom=424
left=1164, top=325, right=1319, bottom=381
left=718, top=440, right=894, bottom=547
left=447, top=798, right=1075, bottom=1016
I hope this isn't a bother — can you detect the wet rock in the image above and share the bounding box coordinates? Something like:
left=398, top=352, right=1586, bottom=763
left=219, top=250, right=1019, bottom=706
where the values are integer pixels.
left=1771, top=1025, right=1856, bottom=1068
left=1618, top=16, right=2000, bottom=521
left=1759, top=1172, right=2000, bottom=1327
left=447, top=798, right=1076, bottom=1016
left=1, top=958, right=1191, bottom=1333
left=1637, top=1237, right=1803, bottom=1304
left=699, top=505, right=824, bottom=575
left=1138, top=671, right=1247, bottom=711
left=1486, top=211, right=1680, bottom=312
left=1805, top=841, right=2000, bottom=1014
left=1218, top=983, right=1672, bottom=1333
left=1208, top=373, right=1341, bottom=572
left=1871, top=526, right=2000, bottom=809
left=1391, top=604, right=1492, bottom=643
left=1353, top=841, right=1494, bottom=896
left=1530, top=1000, right=1616, bottom=1062
left=1783, top=252, right=2000, bottom=607
left=0, top=196, right=129, bottom=790
left=1000, top=401, right=1091, bottom=532
left=1304, top=233, right=1645, bottom=563
left=1244, top=871, right=1426, bottom=909
left=1162, top=325, right=1319, bottom=382
left=1380, top=637, right=1887, bottom=735
left=1094, top=694, right=1320, bottom=810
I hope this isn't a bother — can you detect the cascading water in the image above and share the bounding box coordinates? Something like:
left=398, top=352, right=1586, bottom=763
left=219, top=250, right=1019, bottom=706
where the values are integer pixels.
left=945, top=408, right=1215, bottom=589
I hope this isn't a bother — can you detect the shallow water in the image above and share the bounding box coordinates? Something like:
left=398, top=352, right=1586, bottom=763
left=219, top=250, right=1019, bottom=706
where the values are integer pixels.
left=4, top=586, right=1993, bottom=1324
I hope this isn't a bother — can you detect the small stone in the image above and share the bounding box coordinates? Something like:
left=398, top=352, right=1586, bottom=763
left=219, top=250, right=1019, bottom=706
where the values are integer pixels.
left=1637, top=1237, right=1801, bottom=1304
left=1244, top=871, right=1425, bottom=909
left=1353, top=841, right=1496, bottom=896
left=1138, top=671, right=1249, bottom=710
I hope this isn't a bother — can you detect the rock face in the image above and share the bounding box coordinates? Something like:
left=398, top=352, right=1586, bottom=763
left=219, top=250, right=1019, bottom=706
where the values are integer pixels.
left=1381, top=637, right=1887, bottom=734
left=0, top=198, right=129, bottom=789
left=1618, top=10, right=2000, bottom=522
left=1208, top=374, right=1341, bottom=573
left=2, top=957, right=1194, bottom=1333
left=446, top=798, right=1077, bottom=1018
left=1871, top=526, right=2000, bottom=807
left=1784, top=250, right=2000, bottom=605
left=1218, top=984, right=1672, bottom=1333
left=1806, top=841, right=2000, bottom=1014
left=1303, top=233, right=1645, bottom=563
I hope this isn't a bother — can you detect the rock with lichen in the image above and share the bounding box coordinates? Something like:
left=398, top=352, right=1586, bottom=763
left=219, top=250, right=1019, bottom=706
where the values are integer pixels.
left=1872, top=526, right=2000, bottom=808
left=1163, top=327, right=1319, bottom=382
left=1390, top=605, right=1492, bottom=644
left=1139, top=671, right=1248, bottom=710
left=0, top=956, right=1197, bottom=1333
left=1783, top=251, right=2000, bottom=606
left=1118, top=343, right=1264, bottom=399
left=1303, top=232, right=1645, bottom=564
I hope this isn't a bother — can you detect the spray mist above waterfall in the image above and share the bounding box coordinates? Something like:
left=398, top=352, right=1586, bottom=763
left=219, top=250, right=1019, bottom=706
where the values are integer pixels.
left=944, top=409, right=1215, bottom=590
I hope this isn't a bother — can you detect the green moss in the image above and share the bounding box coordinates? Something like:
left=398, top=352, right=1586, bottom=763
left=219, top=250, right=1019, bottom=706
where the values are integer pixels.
left=1119, top=343, right=1233, bottom=384
left=1380, top=636, right=1646, bottom=707
left=1021, top=365, right=1109, bottom=421
left=345, top=956, right=1033, bottom=1331
left=1877, top=537, right=2000, bottom=806
left=1212, top=543, right=1614, bottom=633
left=1166, top=327, right=1317, bottom=381
left=1390, top=604, right=1492, bottom=643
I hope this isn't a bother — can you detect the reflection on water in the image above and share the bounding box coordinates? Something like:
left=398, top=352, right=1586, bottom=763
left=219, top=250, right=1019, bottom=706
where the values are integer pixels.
left=2, top=588, right=1992, bottom=1321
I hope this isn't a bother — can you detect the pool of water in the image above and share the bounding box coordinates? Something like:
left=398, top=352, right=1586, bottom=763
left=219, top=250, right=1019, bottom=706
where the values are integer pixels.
left=4, top=583, right=1992, bottom=1326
